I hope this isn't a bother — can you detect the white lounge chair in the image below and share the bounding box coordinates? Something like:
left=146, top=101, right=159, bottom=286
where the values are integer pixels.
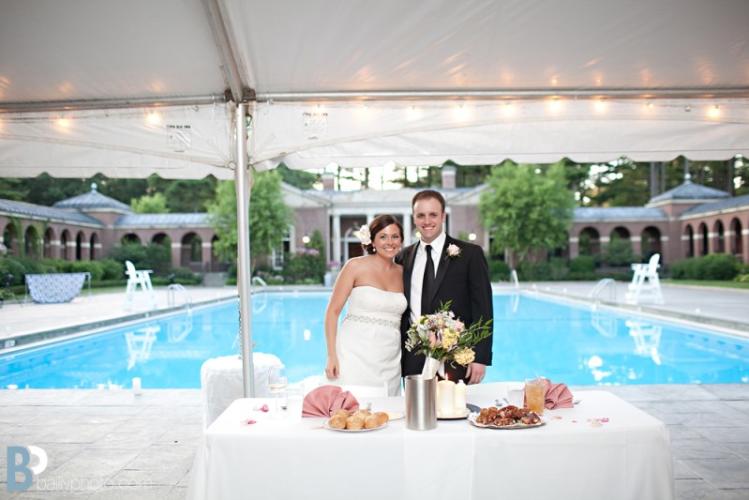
left=125, top=260, right=155, bottom=308
left=625, top=253, right=664, bottom=305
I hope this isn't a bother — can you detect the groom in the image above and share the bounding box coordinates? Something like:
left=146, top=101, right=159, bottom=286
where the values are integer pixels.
left=397, top=189, right=493, bottom=384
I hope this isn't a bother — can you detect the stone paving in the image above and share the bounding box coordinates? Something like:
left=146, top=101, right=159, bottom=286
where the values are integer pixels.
left=1, top=385, right=748, bottom=499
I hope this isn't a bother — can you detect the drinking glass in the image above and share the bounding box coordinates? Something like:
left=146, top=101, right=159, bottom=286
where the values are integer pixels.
left=268, top=367, right=288, bottom=416
left=524, top=378, right=546, bottom=414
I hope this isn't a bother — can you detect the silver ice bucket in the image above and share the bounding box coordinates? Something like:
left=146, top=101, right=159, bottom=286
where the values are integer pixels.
left=404, top=375, right=437, bottom=430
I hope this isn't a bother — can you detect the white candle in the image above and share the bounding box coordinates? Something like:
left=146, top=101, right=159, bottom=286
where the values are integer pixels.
left=453, top=380, right=466, bottom=413
left=132, top=377, right=142, bottom=395
left=437, top=379, right=455, bottom=415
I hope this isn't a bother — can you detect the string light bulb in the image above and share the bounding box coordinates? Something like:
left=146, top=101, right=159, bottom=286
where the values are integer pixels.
left=593, top=98, right=608, bottom=114
left=145, top=111, right=162, bottom=126
left=707, top=104, right=721, bottom=119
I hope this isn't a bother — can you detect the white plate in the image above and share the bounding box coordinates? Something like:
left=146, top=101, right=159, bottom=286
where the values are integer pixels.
left=438, top=408, right=470, bottom=420
left=467, top=413, right=545, bottom=430
left=323, top=421, right=388, bottom=433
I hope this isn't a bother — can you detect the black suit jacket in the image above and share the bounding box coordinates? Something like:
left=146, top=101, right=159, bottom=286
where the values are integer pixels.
left=397, top=235, right=493, bottom=379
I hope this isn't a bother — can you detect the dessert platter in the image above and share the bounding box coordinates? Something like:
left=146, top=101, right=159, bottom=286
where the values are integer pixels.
left=468, top=405, right=545, bottom=430
left=324, top=408, right=390, bottom=432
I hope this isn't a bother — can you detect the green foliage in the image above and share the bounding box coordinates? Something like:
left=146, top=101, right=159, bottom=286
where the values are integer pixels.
left=603, top=236, right=637, bottom=266
left=479, top=162, right=575, bottom=265
left=99, top=259, right=124, bottom=280
left=488, top=259, right=510, bottom=281
left=169, top=267, right=203, bottom=285
left=130, top=193, right=169, bottom=213
left=162, top=178, right=217, bottom=212
left=570, top=256, right=596, bottom=273
left=276, top=163, right=318, bottom=190
left=670, top=254, right=742, bottom=280
left=282, top=230, right=326, bottom=284
left=0, top=256, right=122, bottom=284
left=208, top=171, right=292, bottom=265
left=108, top=242, right=171, bottom=275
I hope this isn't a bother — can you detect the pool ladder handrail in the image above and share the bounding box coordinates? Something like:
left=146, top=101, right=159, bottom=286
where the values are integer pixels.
left=167, top=283, right=192, bottom=310
left=588, top=278, right=616, bottom=304
left=251, top=276, right=268, bottom=287
left=509, top=269, right=520, bottom=289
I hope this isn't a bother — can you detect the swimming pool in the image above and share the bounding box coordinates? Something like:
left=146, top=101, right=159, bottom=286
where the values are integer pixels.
left=1, top=292, right=747, bottom=388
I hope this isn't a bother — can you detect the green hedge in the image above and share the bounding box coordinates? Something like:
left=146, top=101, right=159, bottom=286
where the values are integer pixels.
left=489, top=260, right=510, bottom=281
left=108, top=243, right=171, bottom=275
left=670, top=254, right=742, bottom=280
left=0, top=256, right=201, bottom=288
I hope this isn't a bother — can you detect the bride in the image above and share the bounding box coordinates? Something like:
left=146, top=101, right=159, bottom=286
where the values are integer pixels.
left=324, top=214, right=407, bottom=396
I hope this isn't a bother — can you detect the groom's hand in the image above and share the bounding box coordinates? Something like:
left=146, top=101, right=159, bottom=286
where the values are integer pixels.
left=465, top=363, right=486, bottom=385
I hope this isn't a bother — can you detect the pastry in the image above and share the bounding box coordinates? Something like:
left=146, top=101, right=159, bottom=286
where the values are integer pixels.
left=329, top=414, right=347, bottom=429
left=364, top=415, right=380, bottom=429
left=346, top=415, right=365, bottom=430
left=374, top=412, right=389, bottom=426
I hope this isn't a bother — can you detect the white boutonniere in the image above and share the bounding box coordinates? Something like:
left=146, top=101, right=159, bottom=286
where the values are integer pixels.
left=354, top=225, right=371, bottom=245
left=446, top=243, right=461, bottom=259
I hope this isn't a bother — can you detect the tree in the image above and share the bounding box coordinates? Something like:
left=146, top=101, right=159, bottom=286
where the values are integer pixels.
left=479, top=162, right=575, bottom=267
left=162, top=178, right=217, bottom=212
left=208, top=170, right=292, bottom=268
left=276, top=163, right=318, bottom=190
left=130, top=193, right=169, bottom=213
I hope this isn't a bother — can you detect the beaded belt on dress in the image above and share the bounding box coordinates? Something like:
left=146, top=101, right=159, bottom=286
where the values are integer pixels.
left=344, top=314, right=400, bottom=329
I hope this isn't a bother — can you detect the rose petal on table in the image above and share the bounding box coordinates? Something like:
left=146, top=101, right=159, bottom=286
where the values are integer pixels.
left=244, top=419, right=257, bottom=425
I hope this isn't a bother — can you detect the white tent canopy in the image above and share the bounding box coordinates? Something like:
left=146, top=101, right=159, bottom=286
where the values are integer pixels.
left=2, top=0, right=749, bottom=177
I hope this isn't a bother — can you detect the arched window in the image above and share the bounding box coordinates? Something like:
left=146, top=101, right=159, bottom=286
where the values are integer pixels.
left=641, top=226, right=662, bottom=260
left=75, top=231, right=84, bottom=261
left=121, top=233, right=142, bottom=245
left=2, top=222, right=19, bottom=256
left=89, top=233, right=99, bottom=260
left=714, top=220, right=725, bottom=253
left=181, top=232, right=203, bottom=269
left=684, top=225, right=695, bottom=258
left=579, top=227, right=601, bottom=256
left=730, top=218, right=743, bottom=256
left=43, top=227, right=55, bottom=259
left=24, top=226, right=41, bottom=258
left=698, top=223, right=709, bottom=256
left=60, top=229, right=71, bottom=260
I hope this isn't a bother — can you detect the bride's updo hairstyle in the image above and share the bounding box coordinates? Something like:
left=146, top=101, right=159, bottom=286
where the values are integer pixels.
left=363, top=214, right=403, bottom=255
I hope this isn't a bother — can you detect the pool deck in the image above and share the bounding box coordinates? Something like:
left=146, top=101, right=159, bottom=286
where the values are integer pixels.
left=499, top=281, right=749, bottom=336
left=1, top=384, right=748, bottom=499
left=0, top=286, right=239, bottom=349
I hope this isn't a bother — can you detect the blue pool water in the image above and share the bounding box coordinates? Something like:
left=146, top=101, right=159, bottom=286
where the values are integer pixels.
left=1, top=293, right=747, bottom=388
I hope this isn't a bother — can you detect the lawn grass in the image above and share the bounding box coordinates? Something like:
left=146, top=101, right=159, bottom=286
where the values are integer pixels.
left=663, top=279, right=749, bottom=290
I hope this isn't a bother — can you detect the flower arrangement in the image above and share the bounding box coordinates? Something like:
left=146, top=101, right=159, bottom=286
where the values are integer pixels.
left=405, top=302, right=492, bottom=375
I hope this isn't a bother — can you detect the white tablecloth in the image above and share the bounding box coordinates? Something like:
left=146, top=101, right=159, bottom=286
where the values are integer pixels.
left=200, top=354, right=283, bottom=428
left=188, top=385, right=674, bottom=500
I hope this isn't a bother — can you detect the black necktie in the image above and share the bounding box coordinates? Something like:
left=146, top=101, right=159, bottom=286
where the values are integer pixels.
left=421, top=244, right=435, bottom=315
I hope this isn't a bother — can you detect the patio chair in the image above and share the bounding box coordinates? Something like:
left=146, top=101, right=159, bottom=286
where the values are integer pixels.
left=125, top=260, right=155, bottom=307
left=625, top=253, right=664, bottom=305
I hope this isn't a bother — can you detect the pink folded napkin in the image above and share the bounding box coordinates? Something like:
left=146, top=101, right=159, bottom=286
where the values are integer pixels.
left=543, top=378, right=574, bottom=409
left=302, top=385, right=359, bottom=417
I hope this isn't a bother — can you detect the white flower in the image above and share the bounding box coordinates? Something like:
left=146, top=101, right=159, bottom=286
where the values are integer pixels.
left=354, top=225, right=371, bottom=245
left=446, top=243, right=461, bottom=258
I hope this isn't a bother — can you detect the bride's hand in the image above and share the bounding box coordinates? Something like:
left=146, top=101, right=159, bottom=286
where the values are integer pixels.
left=325, top=356, right=340, bottom=380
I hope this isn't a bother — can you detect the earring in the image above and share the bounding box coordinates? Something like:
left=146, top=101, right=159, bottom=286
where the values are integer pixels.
left=372, top=247, right=377, bottom=253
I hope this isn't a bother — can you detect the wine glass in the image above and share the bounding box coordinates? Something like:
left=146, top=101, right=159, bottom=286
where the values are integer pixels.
left=268, top=366, right=288, bottom=416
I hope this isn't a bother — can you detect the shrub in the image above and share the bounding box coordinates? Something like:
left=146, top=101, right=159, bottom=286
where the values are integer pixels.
left=570, top=256, right=596, bottom=273
left=670, top=254, right=741, bottom=280
left=283, top=252, right=324, bottom=284
left=108, top=243, right=171, bottom=276
left=99, top=259, right=125, bottom=280
left=170, top=267, right=202, bottom=285
left=488, top=259, right=510, bottom=281
left=548, top=257, right=569, bottom=280
left=603, top=236, right=636, bottom=267
left=0, top=257, right=27, bottom=285
left=517, top=261, right=551, bottom=281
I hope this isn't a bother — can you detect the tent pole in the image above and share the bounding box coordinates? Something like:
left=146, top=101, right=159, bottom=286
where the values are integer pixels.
left=235, top=102, right=255, bottom=397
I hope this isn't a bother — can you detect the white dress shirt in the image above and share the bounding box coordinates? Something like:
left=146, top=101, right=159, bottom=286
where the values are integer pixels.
left=409, top=231, right=446, bottom=323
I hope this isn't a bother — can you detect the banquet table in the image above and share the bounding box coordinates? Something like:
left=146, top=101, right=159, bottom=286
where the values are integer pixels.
left=188, top=386, right=674, bottom=500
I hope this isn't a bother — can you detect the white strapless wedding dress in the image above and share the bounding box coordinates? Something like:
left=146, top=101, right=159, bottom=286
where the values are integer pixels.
left=336, top=286, right=407, bottom=396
